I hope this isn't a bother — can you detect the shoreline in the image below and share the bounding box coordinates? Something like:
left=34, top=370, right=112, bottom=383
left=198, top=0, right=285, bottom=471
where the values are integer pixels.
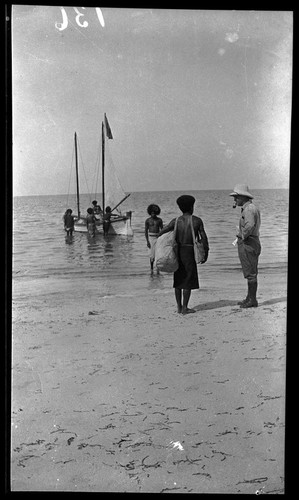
left=11, top=270, right=286, bottom=493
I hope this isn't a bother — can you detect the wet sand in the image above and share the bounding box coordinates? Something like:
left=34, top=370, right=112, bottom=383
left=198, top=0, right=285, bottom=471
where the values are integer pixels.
left=11, top=271, right=286, bottom=493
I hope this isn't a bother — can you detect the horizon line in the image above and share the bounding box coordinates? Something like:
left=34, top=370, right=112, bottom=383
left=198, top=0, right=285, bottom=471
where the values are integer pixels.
left=13, top=187, right=289, bottom=198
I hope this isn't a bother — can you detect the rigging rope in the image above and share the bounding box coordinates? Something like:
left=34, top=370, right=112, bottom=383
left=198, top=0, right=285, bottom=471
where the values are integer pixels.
left=93, top=140, right=102, bottom=202
left=66, top=142, right=75, bottom=210
left=77, top=139, right=93, bottom=206
left=65, top=136, right=94, bottom=214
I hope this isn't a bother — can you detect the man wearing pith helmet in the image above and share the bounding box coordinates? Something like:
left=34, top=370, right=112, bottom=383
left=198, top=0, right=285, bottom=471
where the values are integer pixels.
left=230, top=184, right=261, bottom=308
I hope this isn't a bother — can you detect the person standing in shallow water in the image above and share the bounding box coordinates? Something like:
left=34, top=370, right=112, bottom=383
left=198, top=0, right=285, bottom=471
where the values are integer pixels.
left=157, top=195, right=209, bottom=314
left=145, top=204, right=163, bottom=275
left=229, top=184, right=261, bottom=308
left=103, top=206, right=119, bottom=236
left=63, top=209, right=75, bottom=237
left=91, top=200, right=103, bottom=216
left=86, top=207, right=96, bottom=237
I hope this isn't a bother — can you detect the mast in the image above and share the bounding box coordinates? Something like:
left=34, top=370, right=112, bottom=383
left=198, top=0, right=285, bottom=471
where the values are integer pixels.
left=74, top=132, right=80, bottom=219
left=101, top=121, right=105, bottom=212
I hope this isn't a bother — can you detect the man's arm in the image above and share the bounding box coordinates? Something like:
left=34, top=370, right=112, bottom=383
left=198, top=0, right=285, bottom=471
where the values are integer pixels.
left=157, top=218, right=175, bottom=237
left=198, top=219, right=209, bottom=262
left=241, top=206, right=257, bottom=240
left=145, top=219, right=150, bottom=247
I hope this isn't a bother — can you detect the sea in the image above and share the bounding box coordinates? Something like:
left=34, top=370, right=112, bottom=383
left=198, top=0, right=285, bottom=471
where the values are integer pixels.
left=12, top=189, right=289, bottom=300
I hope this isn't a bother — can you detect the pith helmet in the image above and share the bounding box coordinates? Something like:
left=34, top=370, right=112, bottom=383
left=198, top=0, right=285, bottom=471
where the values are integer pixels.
left=229, top=184, right=253, bottom=199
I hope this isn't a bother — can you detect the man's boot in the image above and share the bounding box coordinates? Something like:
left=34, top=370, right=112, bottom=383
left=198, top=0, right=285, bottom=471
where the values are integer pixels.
left=237, top=290, right=249, bottom=305
left=240, top=281, right=258, bottom=308
left=238, top=281, right=250, bottom=305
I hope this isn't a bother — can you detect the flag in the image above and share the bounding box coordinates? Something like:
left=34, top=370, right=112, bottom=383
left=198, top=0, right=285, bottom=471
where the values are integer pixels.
left=104, top=113, right=113, bottom=139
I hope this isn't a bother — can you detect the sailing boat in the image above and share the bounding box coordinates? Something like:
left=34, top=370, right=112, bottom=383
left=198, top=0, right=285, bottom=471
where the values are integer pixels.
left=72, top=114, right=133, bottom=236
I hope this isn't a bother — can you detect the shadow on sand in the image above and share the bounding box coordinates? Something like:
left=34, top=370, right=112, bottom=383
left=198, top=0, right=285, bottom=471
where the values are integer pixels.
left=193, top=296, right=287, bottom=312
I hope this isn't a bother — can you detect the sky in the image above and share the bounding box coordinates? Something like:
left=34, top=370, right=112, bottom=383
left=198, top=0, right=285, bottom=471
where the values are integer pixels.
left=11, top=6, right=293, bottom=196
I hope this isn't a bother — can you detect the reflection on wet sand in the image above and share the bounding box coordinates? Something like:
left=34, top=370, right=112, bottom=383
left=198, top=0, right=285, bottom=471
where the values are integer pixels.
left=147, top=273, right=165, bottom=291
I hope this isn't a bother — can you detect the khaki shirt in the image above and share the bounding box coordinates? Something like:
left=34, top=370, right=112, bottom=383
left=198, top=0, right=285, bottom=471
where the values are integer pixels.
left=238, top=201, right=261, bottom=240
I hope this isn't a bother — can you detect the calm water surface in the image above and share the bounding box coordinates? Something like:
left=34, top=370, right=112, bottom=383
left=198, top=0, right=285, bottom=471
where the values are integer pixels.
left=13, top=190, right=288, bottom=297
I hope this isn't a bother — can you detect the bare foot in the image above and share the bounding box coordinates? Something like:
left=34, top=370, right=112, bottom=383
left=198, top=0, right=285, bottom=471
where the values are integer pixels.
left=182, top=308, right=196, bottom=315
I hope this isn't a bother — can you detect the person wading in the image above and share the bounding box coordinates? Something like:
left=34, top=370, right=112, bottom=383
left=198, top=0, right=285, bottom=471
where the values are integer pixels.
left=230, top=184, right=261, bottom=308
left=145, top=204, right=163, bottom=275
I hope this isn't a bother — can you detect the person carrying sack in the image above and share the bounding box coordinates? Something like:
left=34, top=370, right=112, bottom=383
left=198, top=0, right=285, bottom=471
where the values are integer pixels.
left=154, top=218, right=179, bottom=273
left=157, top=195, right=209, bottom=314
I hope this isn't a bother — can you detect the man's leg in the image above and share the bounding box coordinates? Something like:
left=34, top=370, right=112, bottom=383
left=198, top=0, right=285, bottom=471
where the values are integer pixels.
left=238, top=243, right=259, bottom=307
left=150, top=258, right=154, bottom=274
left=237, top=243, right=250, bottom=304
left=175, top=288, right=182, bottom=313
left=237, top=282, right=250, bottom=305
left=149, top=237, right=155, bottom=274
left=182, top=289, right=196, bottom=314
left=240, top=279, right=258, bottom=308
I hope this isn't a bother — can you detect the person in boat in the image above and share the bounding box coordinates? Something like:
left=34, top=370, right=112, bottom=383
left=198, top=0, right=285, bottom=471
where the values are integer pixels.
left=103, top=206, right=119, bottom=236
left=157, top=195, right=209, bottom=314
left=91, top=200, right=103, bottom=216
left=229, top=184, right=261, bottom=308
left=145, top=204, right=163, bottom=275
left=63, top=209, right=75, bottom=237
left=86, top=207, right=97, bottom=237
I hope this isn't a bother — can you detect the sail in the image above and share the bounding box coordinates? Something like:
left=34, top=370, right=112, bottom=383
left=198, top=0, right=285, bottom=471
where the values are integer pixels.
left=104, top=140, right=127, bottom=211
left=104, top=113, right=113, bottom=139
left=70, top=120, right=133, bottom=235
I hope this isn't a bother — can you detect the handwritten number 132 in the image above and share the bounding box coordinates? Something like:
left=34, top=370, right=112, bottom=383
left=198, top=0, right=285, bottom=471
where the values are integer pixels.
left=55, top=7, right=105, bottom=31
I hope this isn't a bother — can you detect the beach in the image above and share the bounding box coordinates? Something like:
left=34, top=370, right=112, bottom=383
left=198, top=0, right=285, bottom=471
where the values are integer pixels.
left=11, top=269, right=286, bottom=493
left=10, top=3, right=291, bottom=490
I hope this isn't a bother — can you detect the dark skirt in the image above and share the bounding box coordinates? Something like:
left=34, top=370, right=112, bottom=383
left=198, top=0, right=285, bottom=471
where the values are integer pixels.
left=173, top=244, right=199, bottom=290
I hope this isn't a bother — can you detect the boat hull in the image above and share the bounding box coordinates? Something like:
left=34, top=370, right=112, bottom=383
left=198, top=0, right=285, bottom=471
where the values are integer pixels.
left=74, top=212, right=133, bottom=236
